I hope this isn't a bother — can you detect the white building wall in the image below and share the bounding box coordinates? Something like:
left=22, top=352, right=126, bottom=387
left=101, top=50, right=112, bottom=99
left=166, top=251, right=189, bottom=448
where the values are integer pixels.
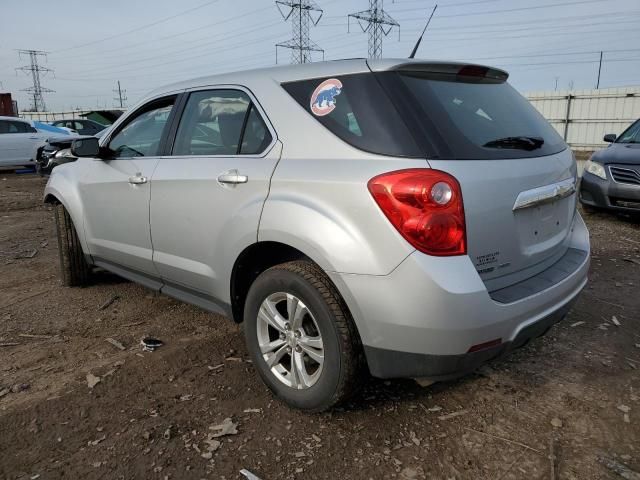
left=526, top=86, right=640, bottom=151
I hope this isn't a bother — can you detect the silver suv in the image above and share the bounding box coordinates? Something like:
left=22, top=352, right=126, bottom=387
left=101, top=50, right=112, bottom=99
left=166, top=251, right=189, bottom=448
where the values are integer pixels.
left=45, top=59, right=590, bottom=411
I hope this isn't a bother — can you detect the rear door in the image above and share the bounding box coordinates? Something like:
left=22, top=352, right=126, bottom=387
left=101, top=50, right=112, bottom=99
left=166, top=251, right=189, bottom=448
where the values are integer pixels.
left=150, top=87, right=280, bottom=302
left=385, top=69, right=578, bottom=289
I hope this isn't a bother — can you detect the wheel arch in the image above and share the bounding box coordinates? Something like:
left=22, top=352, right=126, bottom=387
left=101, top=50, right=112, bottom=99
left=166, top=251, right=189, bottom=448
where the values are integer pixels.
left=44, top=181, right=90, bottom=256
left=230, top=241, right=338, bottom=325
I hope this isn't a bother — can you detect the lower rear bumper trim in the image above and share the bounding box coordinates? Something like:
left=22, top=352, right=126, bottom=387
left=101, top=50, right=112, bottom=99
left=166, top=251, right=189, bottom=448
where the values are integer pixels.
left=364, top=298, right=575, bottom=380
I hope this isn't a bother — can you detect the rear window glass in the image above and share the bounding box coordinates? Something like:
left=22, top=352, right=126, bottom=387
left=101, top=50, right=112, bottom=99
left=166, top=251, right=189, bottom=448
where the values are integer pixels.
left=395, top=72, right=566, bottom=159
left=282, top=74, right=422, bottom=158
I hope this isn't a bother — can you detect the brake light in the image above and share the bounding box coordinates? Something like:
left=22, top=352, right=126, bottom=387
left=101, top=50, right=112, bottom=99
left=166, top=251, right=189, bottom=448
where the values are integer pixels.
left=457, top=65, right=489, bottom=77
left=368, top=169, right=466, bottom=256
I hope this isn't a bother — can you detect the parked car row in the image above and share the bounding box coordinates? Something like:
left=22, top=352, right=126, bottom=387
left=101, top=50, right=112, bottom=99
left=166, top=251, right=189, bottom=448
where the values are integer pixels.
left=0, top=116, right=66, bottom=168
left=0, top=116, right=107, bottom=169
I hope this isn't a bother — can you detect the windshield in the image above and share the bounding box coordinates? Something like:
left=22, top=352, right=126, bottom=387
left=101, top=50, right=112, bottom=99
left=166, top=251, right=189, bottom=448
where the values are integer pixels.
left=392, top=72, right=567, bottom=160
left=616, top=119, right=640, bottom=144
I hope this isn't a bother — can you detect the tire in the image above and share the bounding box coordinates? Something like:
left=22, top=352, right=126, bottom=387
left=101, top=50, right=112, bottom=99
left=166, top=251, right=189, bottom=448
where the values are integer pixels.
left=54, top=203, right=90, bottom=286
left=244, top=260, right=364, bottom=412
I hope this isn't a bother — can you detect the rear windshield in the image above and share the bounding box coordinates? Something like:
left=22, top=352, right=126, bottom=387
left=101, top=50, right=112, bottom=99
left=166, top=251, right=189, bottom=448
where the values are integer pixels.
left=284, top=71, right=566, bottom=160
left=393, top=72, right=567, bottom=159
left=282, top=74, right=422, bottom=157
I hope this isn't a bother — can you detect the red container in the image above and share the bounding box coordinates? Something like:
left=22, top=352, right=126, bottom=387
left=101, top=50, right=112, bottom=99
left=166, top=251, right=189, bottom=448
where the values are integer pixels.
left=0, top=93, right=17, bottom=116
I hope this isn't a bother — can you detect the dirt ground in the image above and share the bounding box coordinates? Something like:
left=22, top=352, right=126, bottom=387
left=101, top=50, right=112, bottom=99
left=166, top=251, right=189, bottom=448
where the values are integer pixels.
left=0, top=173, right=638, bottom=480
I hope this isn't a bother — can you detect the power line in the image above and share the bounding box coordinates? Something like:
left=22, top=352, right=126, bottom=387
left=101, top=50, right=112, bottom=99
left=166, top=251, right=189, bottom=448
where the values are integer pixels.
left=496, top=57, right=640, bottom=68
left=16, top=50, right=54, bottom=112
left=390, top=14, right=640, bottom=36
left=388, top=0, right=604, bottom=18
left=395, top=9, right=640, bottom=29
left=52, top=0, right=222, bottom=54
left=390, top=24, right=640, bottom=45
left=52, top=5, right=276, bottom=62
left=348, top=0, right=400, bottom=59
left=275, top=0, right=324, bottom=64
left=472, top=48, right=640, bottom=62
left=62, top=30, right=287, bottom=81
left=64, top=18, right=284, bottom=74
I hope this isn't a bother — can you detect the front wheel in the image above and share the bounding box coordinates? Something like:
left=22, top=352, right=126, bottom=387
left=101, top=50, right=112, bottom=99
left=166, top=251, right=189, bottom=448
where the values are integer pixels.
left=54, top=203, right=91, bottom=286
left=243, top=261, right=364, bottom=412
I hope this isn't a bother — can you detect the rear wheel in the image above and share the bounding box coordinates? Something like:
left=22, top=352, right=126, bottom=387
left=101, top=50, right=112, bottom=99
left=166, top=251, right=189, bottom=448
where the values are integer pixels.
left=244, top=261, right=364, bottom=412
left=54, top=204, right=90, bottom=286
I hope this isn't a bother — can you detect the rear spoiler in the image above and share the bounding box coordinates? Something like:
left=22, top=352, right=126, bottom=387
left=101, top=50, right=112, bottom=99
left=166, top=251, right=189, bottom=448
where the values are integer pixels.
left=367, top=59, right=509, bottom=82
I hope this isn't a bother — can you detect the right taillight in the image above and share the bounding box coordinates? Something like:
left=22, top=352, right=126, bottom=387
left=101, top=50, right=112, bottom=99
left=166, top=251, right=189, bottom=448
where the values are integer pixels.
left=368, top=169, right=466, bottom=256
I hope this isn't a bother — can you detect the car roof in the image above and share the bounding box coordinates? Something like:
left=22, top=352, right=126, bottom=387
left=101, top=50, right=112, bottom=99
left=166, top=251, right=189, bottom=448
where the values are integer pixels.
left=146, top=58, right=505, bottom=99
left=147, top=59, right=369, bottom=97
left=0, top=116, right=30, bottom=123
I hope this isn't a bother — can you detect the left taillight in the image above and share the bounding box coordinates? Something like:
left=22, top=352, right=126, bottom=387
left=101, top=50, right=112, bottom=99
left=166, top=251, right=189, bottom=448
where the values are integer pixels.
left=368, top=169, right=467, bottom=256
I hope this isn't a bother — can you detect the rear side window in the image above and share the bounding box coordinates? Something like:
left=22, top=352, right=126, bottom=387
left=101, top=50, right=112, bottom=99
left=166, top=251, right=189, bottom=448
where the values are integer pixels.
left=0, top=120, right=31, bottom=133
left=240, top=105, right=273, bottom=155
left=282, top=74, right=422, bottom=158
left=394, top=72, right=566, bottom=159
left=173, top=90, right=251, bottom=156
left=172, top=89, right=273, bottom=157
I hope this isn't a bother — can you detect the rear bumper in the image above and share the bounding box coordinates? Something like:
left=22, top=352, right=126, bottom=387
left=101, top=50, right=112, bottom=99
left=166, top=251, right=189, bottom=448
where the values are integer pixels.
left=328, top=213, right=590, bottom=379
left=364, top=298, right=574, bottom=379
left=580, top=171, right=640, bottom=212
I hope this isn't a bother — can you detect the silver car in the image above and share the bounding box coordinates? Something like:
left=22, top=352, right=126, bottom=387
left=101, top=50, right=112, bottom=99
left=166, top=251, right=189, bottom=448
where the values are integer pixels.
left=44, top=59, right=590, bottom=411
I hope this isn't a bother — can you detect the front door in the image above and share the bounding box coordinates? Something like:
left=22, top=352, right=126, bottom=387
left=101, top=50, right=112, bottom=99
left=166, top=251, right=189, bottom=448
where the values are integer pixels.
left=78, top=96, right=177, bottom=277
left=150, top=88, right=280, bottom=303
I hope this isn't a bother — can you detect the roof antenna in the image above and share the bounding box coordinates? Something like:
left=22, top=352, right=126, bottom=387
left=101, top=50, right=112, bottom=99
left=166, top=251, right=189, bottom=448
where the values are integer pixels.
left=409, top=4, right=438, bottom=59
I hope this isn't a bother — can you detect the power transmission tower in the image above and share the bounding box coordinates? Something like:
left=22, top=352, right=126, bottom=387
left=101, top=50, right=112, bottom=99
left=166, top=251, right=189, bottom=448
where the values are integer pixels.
left=16, top=50, right=54, bottom=112
left=348, top=0, right=400, bottom=59
left=275, top=0, right=324, bottom=64
left=113, top=81, right=127, bottom=108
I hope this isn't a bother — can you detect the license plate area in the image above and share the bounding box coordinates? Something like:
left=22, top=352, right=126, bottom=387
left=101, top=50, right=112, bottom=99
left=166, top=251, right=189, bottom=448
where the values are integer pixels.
left=515, top=198, right=572, bottom=256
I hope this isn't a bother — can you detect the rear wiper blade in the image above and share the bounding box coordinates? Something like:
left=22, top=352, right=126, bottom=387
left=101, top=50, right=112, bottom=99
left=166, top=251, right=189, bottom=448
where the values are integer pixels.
left=483, top=136, right=545, bottom=151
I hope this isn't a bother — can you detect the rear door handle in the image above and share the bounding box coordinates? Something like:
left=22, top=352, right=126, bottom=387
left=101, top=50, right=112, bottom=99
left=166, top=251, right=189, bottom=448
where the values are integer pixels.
left=217, top=170, right=248, bottom=185
left=128, top=174, right=148, bottom=185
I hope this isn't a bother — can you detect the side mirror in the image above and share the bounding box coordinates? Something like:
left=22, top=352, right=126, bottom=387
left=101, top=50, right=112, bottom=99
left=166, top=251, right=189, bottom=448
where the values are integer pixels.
left=603, top=133, right=617, bottom=143
left=70, top=137, right=100, bottom=157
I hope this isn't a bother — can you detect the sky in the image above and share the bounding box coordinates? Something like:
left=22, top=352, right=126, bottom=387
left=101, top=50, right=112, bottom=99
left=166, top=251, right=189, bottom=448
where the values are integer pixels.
left=1, top=0, right=639, bottom=111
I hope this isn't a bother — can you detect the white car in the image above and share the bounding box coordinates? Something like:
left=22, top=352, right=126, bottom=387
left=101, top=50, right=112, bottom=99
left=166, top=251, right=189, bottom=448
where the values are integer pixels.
left=0, top=116, right=53, bottom=168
